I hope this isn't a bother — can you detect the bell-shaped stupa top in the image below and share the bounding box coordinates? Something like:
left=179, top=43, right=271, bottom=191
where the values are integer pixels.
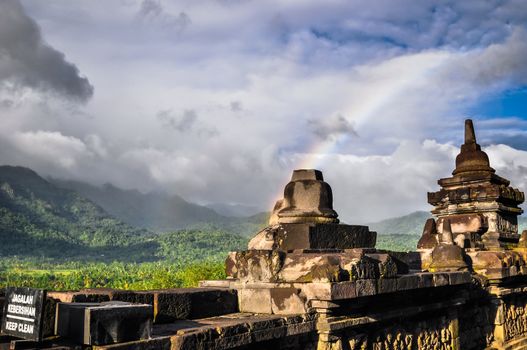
left=452, top=119, right=495, bottom=176
left=273, top=169, right=339, bottom=224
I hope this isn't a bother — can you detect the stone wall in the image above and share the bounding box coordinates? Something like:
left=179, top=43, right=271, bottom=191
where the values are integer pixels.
left=309, top=278, right=527, bottom=350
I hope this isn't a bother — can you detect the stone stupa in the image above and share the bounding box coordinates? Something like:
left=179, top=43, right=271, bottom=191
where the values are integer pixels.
left=426, top=119, right=524, bottom=249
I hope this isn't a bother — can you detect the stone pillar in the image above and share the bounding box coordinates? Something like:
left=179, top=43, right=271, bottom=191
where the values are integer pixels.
left=317, top=334, right=344, bottom=350
left=492, top=298, right=506, bottom=348
left=448, top=309, right=461, bottom=350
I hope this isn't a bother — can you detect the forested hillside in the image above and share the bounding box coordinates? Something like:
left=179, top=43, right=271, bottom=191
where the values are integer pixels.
left=0, top=166, right=155, bottom=258
left=0, top=166, right=248, bottom=263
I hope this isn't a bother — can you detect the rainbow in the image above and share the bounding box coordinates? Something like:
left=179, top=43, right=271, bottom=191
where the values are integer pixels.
left=292, top=81, right=411, bottom=170
left=269, top=52, right=444, bottom=207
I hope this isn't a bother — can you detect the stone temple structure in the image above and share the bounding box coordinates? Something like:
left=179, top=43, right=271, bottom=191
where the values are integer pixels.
left=426, top=119, right=524, bottom=250
left=3, top=119, right=527, bottom=350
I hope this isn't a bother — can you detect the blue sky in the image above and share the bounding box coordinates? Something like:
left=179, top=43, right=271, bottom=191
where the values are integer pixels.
left=0, top=0, right=526, bottom=222
left=471, top=88, right=527, bottom=122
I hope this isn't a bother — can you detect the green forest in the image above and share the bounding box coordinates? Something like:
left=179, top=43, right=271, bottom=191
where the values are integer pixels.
left=0, top=166, right=253, bottom=289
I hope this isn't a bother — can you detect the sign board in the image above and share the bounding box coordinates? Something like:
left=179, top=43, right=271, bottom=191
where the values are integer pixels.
left=1, top=287, right=46, bottom=341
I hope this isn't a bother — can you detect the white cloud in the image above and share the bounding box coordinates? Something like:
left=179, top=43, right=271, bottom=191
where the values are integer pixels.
left=10, top=130, right=89, bottom=169
left=84, top=134, right=108, bottom=158
left=486, top=144, right=527, bottom=192
left=289, top=140, right=458, bottom=222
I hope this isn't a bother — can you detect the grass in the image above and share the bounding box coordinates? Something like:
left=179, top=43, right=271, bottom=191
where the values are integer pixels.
left=0, top=259, right=226, bottom=291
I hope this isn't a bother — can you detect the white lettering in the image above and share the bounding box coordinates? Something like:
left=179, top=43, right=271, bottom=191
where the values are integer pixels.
left=17, top=323, right=34, bottom=334
left=5, top=321, right=18, bottom=331
left=7, top=304, right=36, bottom=317
left=10, top=294, right=34, bottom=305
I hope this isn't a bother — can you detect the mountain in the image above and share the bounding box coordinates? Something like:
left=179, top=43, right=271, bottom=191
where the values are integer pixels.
left=366, top=211, right=431, bottom=236
left=50, top=179, right=268, bottom=236
left=0, top=165, right=156, bottom=261
left=50, top=179, right=227, bottom=233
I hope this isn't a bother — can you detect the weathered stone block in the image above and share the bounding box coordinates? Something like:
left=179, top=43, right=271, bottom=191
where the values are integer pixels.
left=107, top=289, right=238, bottom=323
left=417, top=273, right=434, bottom=288
left=270, top=288, right=307, bottom=314
left=330, top=282, right=357, bottom=300
left=437, top=214, right=484, bottom=235
left=238, top=289, right=272, bottom=314
left=225, top=250, right=285, bottom=282
left=296, top=281, right=357, bottom=301
left=349, top=256, right=378, bottom=280
left=295, top=283, right=331, bottom=301
left=42, top=297, right=58, bottom=338
left=377, top=278, right=397, bottom=294
left=355, top=279, right=376, bottom=297
left=365, top=253, right=398, bottom=278
left=154, top=292, right=190, bottom=322
left=278, top=253, right=347, bottom=283
left=396, top=275, right=420, bottom=291
left=184, top=289, right=238, bottom=320
left=429, top=243, right=468, bottom=272
left=55, top=302, right=152, bottom=346
left=433, top=273, right=449, bottom=287
left=448, top=271, right=472, bottom=285
left=198, top=280, right=234, bottom=289
left=248, top=223, right=376, bottom=251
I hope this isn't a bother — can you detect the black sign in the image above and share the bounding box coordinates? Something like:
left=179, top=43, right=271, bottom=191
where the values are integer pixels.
left=1, top=287, right=46, bottom=341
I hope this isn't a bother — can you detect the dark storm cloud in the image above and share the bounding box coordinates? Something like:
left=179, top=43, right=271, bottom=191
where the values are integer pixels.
left=0, top=0, right=93, bottom=102
left=309, top=114, right=359, bottom=141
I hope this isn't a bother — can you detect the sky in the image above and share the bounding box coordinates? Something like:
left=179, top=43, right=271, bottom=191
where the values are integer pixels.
left=0, top=0, right=527, bottom=223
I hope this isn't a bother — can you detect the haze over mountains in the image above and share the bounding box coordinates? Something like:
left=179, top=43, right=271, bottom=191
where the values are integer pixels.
left=48, top=177, right=444, bottom=237
left=50, top=179, right=227, bottom=232
left=49, top=178, right=269, bottom=236
left=2, top=164, right=527, bottom=261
